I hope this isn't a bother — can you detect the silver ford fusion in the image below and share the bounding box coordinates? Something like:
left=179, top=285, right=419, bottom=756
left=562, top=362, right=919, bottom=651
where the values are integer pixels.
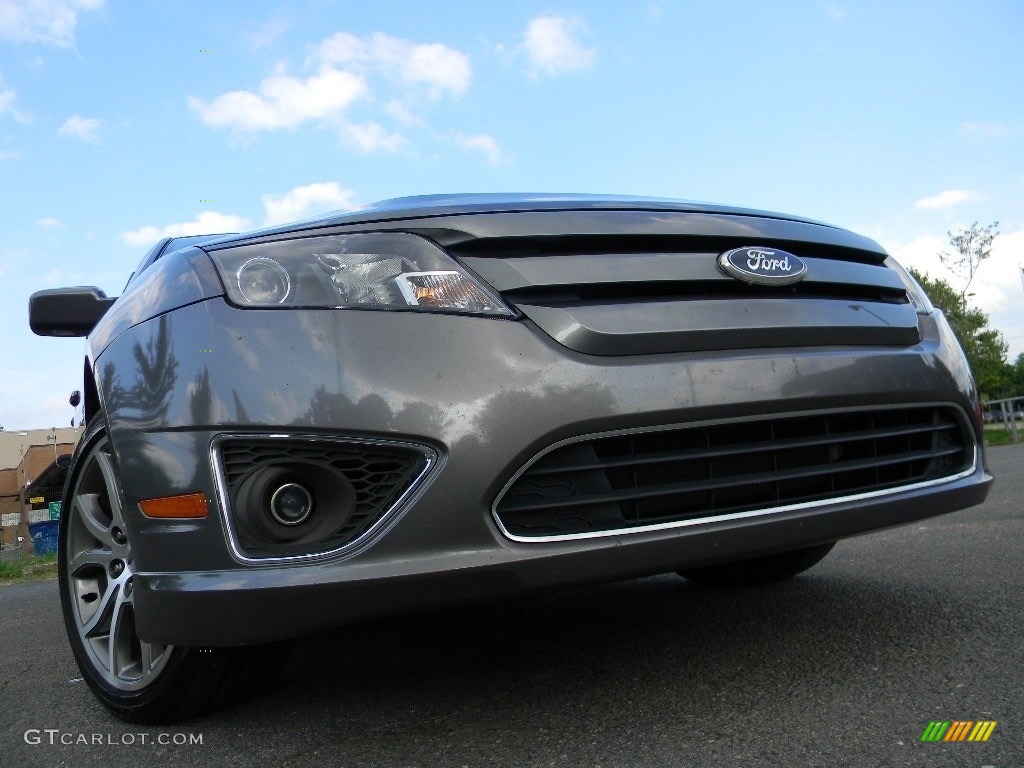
left=29, top=194, right=992, bottom=722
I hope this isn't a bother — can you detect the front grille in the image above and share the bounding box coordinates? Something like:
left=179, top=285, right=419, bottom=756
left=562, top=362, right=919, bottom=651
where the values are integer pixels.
left=458, top=241, right=920, bottom=355
left=458, top=241, right=907, bottom=309
left=217, top=437, right=433, bottom=558
left=494, top=406, right=973, bottom=539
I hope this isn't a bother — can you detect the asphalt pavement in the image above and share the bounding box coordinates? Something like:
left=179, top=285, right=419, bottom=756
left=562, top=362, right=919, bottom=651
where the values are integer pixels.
left=2, top=446, right=1022, bottom=768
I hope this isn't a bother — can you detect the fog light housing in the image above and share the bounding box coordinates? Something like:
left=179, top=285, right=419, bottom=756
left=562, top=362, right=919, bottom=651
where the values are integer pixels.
left=215, top=435, right=438, bottom=562
left=233, top=462, right=355, bottom=551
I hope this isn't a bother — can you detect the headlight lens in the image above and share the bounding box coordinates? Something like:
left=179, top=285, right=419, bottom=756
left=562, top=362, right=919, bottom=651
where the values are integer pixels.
left=206, top=232, right=513, bottom=316
left=237, top=257, right=291, bottom=304
left=884, top=256, right=934, bottom=315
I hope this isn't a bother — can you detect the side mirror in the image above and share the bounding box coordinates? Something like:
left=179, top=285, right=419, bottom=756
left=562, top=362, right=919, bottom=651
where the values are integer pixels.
left=69, top=390, right=82, bottom=408
left=29, top=287, right=116, bottom=337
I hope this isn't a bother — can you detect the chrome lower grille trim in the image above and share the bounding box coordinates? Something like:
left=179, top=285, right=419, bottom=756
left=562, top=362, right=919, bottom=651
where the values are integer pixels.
left=492, top=405, right=977, bottom=543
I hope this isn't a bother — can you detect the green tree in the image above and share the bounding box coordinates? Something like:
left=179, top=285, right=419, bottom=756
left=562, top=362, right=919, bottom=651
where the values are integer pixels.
left=1008, top=352, right=1024, bottom=398
left=910, top=268, right=1008, bottom=398
left=939, top=221, right=999, bottom=309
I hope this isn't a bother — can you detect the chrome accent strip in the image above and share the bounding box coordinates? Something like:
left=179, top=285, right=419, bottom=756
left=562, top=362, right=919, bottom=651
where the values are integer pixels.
left=210, top=432, right=440, bottom=565
left=491, top=404, right=979, bottom=544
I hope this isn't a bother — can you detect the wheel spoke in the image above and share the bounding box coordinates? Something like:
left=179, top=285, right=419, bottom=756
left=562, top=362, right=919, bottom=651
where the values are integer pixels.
left=94, top=449, right=126, bottom=530
left=107, top=588, right=131, bottom=678
left=74, top=493, right=113, bottom=548
left=141, top=642, right=155, bottom=679
left=81, top=582, right=119, bottom=640
left=68, top=548, right=113, bottom=576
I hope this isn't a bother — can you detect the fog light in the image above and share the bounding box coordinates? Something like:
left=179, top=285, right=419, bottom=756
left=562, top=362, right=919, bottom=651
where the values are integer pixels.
left=270, top=483, right=313, bottom=526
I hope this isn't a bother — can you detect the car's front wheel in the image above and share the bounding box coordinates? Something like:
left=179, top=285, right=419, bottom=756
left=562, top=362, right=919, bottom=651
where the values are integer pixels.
left=677, top=542, right=836, bottom=587
left=60, top=417, right=285, bottom=723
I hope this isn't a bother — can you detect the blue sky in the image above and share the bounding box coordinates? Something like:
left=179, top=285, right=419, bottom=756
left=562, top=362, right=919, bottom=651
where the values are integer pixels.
left=1, top=0, right=1022, bottom=429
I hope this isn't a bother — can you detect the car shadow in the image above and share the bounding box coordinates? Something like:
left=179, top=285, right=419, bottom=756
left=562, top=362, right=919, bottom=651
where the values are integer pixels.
left=206, top=566, right=983, bottom=736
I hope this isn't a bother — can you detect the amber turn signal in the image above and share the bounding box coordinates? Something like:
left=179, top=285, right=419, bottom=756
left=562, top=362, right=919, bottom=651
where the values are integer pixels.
left=139, top=492, right=209, bottom=519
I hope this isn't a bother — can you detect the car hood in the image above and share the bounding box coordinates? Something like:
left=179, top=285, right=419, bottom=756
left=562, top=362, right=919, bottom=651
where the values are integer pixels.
left=200, top=193, right=845, bottom=248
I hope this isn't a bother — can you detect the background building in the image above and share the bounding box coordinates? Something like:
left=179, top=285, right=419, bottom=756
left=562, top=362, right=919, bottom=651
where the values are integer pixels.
left=0, top=427, right=81, bottom=551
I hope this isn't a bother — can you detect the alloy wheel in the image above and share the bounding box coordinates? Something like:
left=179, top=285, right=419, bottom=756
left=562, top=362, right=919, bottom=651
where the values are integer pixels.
left=64, top=434, right=172, bottom=691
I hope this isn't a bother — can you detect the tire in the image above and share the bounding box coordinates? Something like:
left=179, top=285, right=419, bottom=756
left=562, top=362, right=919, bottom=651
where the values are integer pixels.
left=59, top=416, right=287, bottom=724
left=677, top=542, right=837, bottom=588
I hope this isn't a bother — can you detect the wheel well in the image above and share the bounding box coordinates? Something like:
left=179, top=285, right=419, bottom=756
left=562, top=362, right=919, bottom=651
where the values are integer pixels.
left=83, top=358, right=101, bottom=424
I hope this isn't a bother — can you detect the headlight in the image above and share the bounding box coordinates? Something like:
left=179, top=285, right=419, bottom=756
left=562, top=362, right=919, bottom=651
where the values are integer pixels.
left=884, top=256, right=934, bottom=315
left=205, top=232, right=513, bottom=317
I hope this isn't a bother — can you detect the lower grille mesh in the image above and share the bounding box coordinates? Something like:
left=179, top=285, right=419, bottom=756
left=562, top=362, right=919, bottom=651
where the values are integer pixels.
left=495, top=407, right=973, bottom=538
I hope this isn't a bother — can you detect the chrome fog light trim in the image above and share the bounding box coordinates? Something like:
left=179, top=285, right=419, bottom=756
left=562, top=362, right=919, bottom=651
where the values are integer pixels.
left=210, top=433, right=441, bottom=565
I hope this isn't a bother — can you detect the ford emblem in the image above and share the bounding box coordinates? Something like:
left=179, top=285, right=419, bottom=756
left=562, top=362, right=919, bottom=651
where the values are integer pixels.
left=718, top=246, right=808, bottom=286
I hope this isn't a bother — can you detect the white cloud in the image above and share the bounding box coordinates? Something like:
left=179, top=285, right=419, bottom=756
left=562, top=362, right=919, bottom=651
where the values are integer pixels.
left=524, top=15, right=595, bottom=77
left=188, top=65, right=367, bottom=132
left=384, top=99, right=422, bottom=126
left=262, top=182, right=358, bottom=226
left=37, top=216, right=61, bottom=228
left=0, top=87, right=12, bottom=113
left=0, top=149, right=21, bottom=161
left=453, top=131, right=501, bottom=165
left=119, top=211, right=250, bottom=248
left=191, top=32, right=471, bottom=154
left=977, top=227, right=1024, bottom=314
left=340, top=120, right=406, bottom=153
left=958, top=121, right=1009, bottom=139
left=0, top=0, right=104, bottom=47
left=914, top=189, right=979, bottom=210
left=243, top=17, right=289, bottom=51
left=313, top=32, right=471, bottom=97
left=192, top=31, right=472, bottom=153
left=57, top=113, right=101, bottom=141
left=120, top=185, right=360, bottom=245
left=885, top=234, right=945, bottom=277
left=0, top=81, right=31, bottom=123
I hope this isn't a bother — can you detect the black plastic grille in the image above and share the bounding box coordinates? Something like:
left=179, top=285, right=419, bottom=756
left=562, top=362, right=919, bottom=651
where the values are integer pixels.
left=495, top=407, right=973, bottom=538
left=219, top=439, right=429, bottom=554
left=453, top=236, right=907, bottom=309
left=458, top=241, right=919, bottom=355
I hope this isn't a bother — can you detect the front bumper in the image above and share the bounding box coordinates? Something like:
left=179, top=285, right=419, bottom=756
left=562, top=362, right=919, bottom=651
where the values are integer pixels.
left=93, top=298, right=991, bottom=645
left=137, top=470, right=988, bottom=645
